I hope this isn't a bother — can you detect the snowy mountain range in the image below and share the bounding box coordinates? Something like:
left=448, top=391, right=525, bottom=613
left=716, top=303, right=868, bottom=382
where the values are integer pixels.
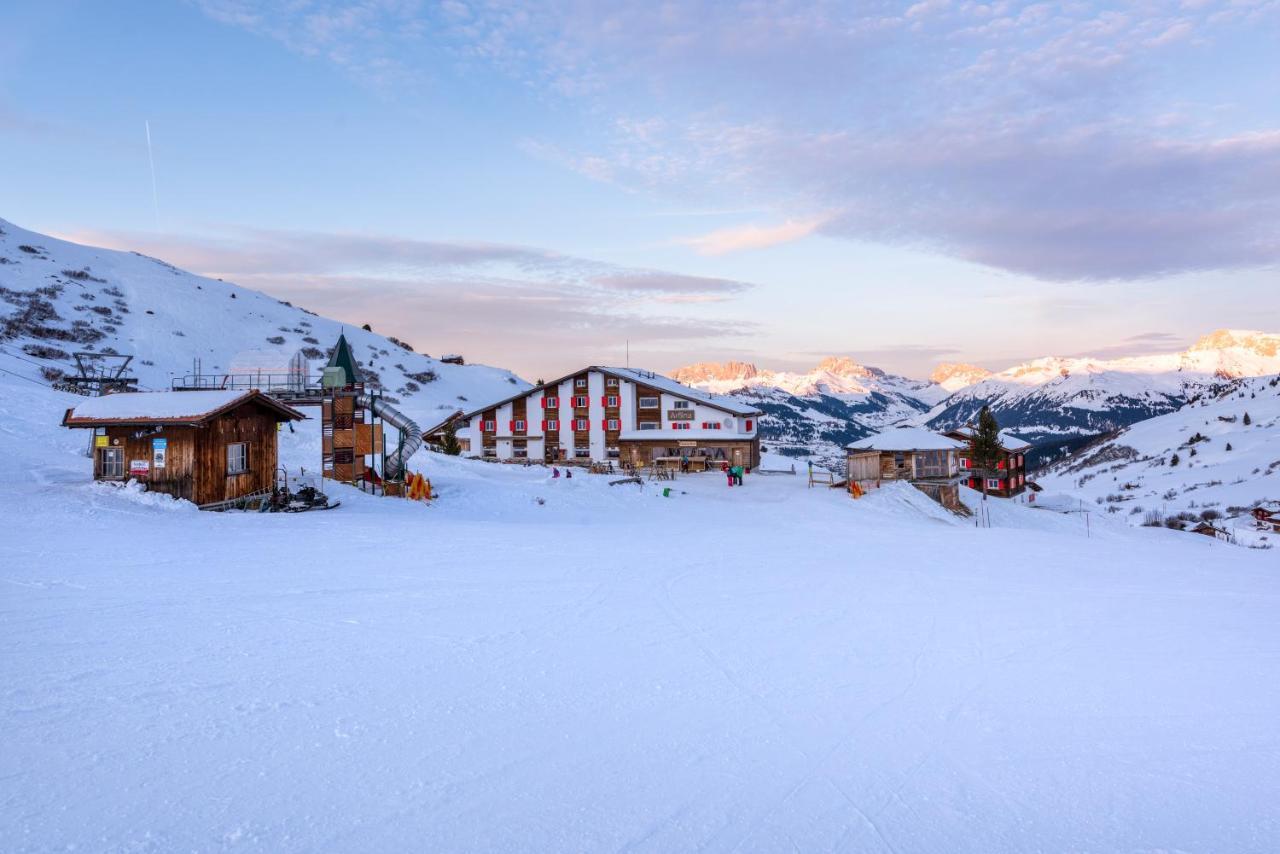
left=674, top=332, right=1280, bottom=466
left=0, top=218, right=528, bottom=433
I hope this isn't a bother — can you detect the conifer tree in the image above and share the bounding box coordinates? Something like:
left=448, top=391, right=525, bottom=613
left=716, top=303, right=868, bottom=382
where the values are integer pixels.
left=1170, top=452, right=1180, bottom=466
left=1243, top=411, right=1252, bottom=425
left=972, top=406, right=1002, bottom=473
left=441, top=418, right=462, bottom=456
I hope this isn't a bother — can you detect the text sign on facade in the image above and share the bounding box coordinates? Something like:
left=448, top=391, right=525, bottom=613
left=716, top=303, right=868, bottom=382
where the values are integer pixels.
left=667, top=410, right=695, bottom=421
left=152, top=437, right=167, bottom=469
left=130, top=459, right=150, bottom=478
left=94, top=435, right=109, bottom=448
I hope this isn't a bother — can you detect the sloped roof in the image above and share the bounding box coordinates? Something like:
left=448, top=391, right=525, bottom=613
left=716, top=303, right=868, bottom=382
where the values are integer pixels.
left=446, top=365, right=762, bottom=424
left=62, top=390, right=304, bottom=427
left=846, top=426, right=965, bottom=452
left=326, top=333, right=363, bottom=385
left=946, top=425, right=1034, bottom=451
left=599, top=367, right=760, bottom=416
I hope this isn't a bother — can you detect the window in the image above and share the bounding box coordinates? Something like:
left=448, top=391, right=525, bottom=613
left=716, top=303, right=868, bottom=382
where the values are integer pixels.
left=986, top=478, right=1001, bottom=490
left=700, top=422, right=722, bottom=430
left=638, top=396, right=659, bottom=408
left=513, top=446, right=528, bottom=459
left=227, top=442, right=249, bottom=475
left=606, top=377, right=619, bottom=387
left=638, top=422, right=659, bottom=431
left=544, top=419, right=559, bottom=431
left=483, top=447, right=497, bottom=458
left=893, top=452, right=905, bottom=467
left=673, top=400, right=691, bottom=410
left=605, top=395, right=619, bottom=407
left=574, top=446, right=591, bottom=458
left=100, top=447, right=124, bottom=478
left=670, top=422, right=691, bottom=430
left=483, top=420, right=496, bottom=432
left=573, top=395, right=589, bottom=408
left=575, top=378, right=588, bottom=388
left=960, top=457, right=971, bottom=469
left=574, top=419, right=589, bottom=431
left=607, top=419, right=620, bottom=431
left=542, top=396, right=559, bottom=409
left=514, top=419, right=526, bottom=432
left=606, top=446, right=620, bottom=459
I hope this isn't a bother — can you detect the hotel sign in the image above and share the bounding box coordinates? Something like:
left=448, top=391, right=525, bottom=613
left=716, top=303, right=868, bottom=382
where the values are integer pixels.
left=668, top=409, right=695, bottom=421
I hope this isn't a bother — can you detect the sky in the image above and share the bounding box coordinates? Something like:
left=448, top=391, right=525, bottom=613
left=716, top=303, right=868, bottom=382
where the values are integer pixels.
left=1, top=0, right=1278, bottom=381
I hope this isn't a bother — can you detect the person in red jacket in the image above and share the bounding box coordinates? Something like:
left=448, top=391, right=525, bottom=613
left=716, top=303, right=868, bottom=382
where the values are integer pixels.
left=723, top=460, right=733, bottom=487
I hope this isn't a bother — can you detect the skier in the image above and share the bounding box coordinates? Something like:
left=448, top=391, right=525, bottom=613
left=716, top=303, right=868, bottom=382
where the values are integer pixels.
left=723, top=460, right=733, bottom=487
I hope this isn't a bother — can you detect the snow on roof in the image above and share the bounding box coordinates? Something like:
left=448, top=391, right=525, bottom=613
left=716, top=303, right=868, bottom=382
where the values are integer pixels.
left=64, top=390, right=299, bottom=424
left=948, top=425, right=1034, bottom=451
left=600, top=367, right=761, bottom=415
left=846, top=426, right=965, bottom=452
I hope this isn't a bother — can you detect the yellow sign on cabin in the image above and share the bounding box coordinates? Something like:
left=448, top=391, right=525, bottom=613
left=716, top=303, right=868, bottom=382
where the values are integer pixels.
left=95, top=435, right=109, bottom=448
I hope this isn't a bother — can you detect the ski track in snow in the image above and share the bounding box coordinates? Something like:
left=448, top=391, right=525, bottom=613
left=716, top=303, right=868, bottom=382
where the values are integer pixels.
left=2, top=375, right=1280, bottom=853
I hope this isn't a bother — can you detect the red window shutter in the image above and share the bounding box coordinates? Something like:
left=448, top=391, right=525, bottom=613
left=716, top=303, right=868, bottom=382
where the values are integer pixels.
left=540, top=398, right=546, bottom=409
left=509, top=420, right=514, bottom=432
left=746, top=419, right=753, bottom=431
left=601, top=396, right=606, bottom=407
left=540, top=420, right=546, bottom=431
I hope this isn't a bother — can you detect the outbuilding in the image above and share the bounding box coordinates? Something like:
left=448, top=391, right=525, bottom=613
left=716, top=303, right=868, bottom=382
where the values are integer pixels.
left=62, top=390, right=305, bottom=508
left=846, top=426, right=967, bottom=510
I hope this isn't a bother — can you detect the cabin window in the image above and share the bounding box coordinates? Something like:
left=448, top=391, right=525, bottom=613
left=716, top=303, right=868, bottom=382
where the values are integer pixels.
left=638, top=396, right=659, bottom=408
left=893, top=452, right=905, bottom=467
left=573, top=395, right=589, bottom=408
left=671, top=422, right=690, bottom=430
left=574, top=446, right=591, bottom=458
left=574, top=419, right=589, bottom=431
left=960, top=457, right=971, bottom=469
left=543, top=396, right=559, bottom=409
left=513, top=446, right=528, bottom=459
left=606, top=377, right=619, bottom=387
left=514, top=419, right=526, bottom=432
left=672, top=400, right=691, bottom=410
left=227, top=443, right=249, bottom=475
left=607, top=419, right=620, bottom=431
left=986, top=478, right=1001, bottom=490
left=99, top=447, right=124, bottom=478
left=638, top=422, right=659, bottom=430
left=606, top=446, right=620, bottom=458
left=605, top=395, right=619, bottom=407
left=575, top=378, right=588, bottom=388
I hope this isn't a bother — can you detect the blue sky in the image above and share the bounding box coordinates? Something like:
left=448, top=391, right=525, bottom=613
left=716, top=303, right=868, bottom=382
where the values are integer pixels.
left=2, top=0, right=1278, bottom=380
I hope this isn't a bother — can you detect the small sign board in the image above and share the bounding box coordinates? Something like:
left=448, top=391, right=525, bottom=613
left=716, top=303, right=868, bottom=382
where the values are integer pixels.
left=152, top=437, right=167, bottom=469
left=678, top=441, right=697, bottom=447
left=94, top=435, right=109, bottom=448
left=130, top=459, right=150, bottom=478
left=668, top=409, right=695, bottom=421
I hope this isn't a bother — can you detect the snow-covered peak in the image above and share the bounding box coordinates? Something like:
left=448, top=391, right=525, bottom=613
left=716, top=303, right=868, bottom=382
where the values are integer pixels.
left=929, top=362, right=993, bottom=392
left=669, top=360, right=759, bottom=385
left=1187, top=329, right=1280, bottom=356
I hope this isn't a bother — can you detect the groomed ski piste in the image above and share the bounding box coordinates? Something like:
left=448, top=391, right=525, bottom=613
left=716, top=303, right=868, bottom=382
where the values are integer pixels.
left=3, top=372, right=1279, bottom=853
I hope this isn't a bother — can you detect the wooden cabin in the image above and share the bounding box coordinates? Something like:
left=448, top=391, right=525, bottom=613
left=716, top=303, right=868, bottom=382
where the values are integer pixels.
left=845, top=427, right=967, bottom=510
left=944, top=426, right=1033, bottom=497
left=62, top=390, right=304, bottom=508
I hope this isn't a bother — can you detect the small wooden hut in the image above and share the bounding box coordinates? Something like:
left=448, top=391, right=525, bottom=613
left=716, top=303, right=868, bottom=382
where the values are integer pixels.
left=845, top=427, right=967, bottom=510
left=62, top=390, right=304, bottom=508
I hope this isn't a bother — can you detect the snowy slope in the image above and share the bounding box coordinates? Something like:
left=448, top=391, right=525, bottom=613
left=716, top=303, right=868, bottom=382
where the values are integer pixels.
left=1039, top=373, right=1280, bottom=527
left=4, top=367, right=1280, bottom=852
left=922, top=331, right=1280, bottom=443
left=0, top=217, right=528, bottom=434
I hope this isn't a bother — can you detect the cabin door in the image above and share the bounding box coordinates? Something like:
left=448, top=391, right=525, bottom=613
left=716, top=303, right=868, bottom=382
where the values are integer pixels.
left=732, top=447, right=743, bottom=467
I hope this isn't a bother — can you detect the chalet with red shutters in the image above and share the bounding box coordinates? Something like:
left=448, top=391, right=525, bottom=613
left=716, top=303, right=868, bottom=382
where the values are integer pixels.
left=945, top=426, right=1033, bottom=497
left=426, top=366, right=761, bottom=469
